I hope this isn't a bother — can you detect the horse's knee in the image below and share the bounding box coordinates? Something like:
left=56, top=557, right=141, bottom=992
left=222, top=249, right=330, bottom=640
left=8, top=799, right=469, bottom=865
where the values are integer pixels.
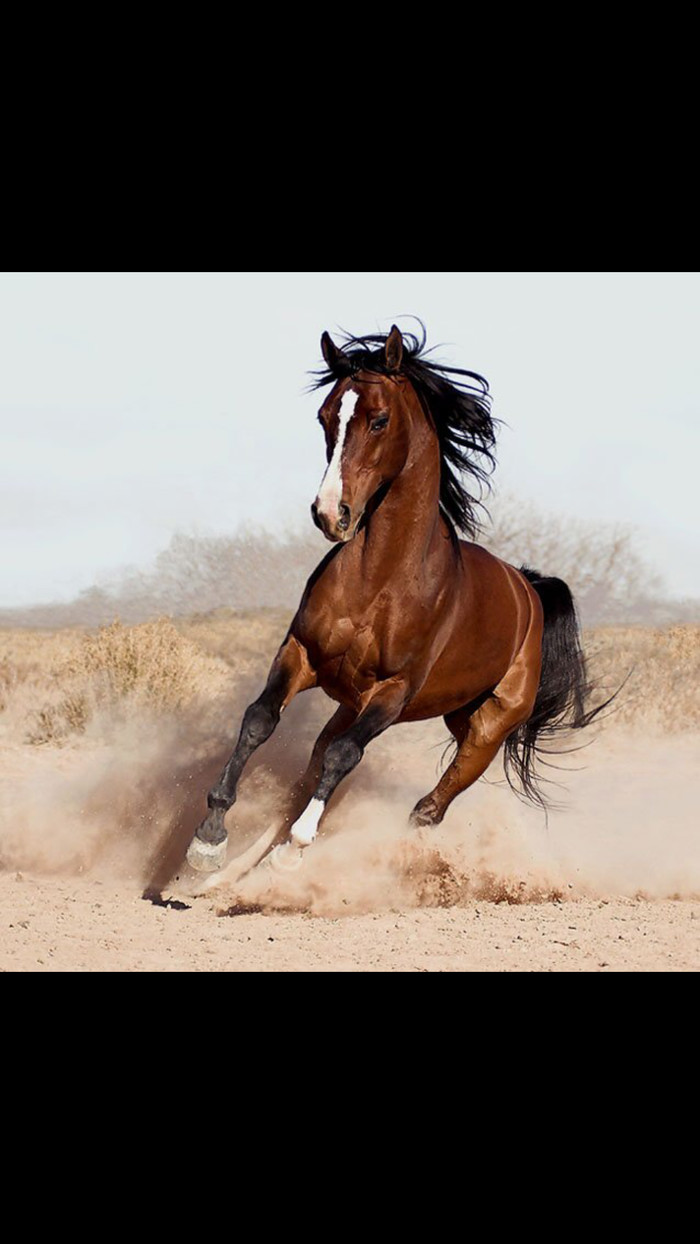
left=316, top=735, right=363, bottom=801
left=241, top=698, right=279, bottom=747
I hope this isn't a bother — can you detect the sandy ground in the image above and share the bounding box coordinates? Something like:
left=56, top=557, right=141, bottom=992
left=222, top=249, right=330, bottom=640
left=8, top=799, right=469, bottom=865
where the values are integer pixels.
left=2, top=699, right=699, bottom=971
left=2, top=873, right=698, bottom=972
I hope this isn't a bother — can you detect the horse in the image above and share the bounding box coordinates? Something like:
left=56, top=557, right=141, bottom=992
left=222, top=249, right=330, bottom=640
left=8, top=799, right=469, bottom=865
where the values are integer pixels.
left=184, top=323, right=607, bottom=886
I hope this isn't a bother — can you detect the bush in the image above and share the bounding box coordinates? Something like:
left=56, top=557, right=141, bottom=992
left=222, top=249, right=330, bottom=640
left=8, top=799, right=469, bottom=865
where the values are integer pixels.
left=23, top=618, right=230, bottom=745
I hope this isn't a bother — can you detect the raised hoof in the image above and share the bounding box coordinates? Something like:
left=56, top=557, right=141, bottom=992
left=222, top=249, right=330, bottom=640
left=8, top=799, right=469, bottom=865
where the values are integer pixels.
left=267, top=842, right=304, bottom=873
left=186, top=835, right=228, bottom=873
left=409, top=800, right=440, bottom=829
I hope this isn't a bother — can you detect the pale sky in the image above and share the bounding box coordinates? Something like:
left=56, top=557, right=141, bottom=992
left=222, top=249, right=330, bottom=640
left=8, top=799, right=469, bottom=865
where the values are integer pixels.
left=2, top=271, right=699, bottom=606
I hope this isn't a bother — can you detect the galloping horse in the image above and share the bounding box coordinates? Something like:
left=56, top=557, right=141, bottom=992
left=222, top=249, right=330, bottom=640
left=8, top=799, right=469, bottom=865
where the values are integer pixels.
left=185, top=324, right=604, bottom=884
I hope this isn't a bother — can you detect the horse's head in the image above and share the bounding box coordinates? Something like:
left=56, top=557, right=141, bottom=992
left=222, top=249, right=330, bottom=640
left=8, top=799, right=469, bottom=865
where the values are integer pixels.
left=311, top=325, right=413, bottom=543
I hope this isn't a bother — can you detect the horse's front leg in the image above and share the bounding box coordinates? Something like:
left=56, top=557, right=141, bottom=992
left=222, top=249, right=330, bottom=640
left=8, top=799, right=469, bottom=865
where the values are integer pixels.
left=199, top=703, right=357, bottom=888
left=279, top=676, right=410, bottom=855
left=186, top=634, right=315, bottom=872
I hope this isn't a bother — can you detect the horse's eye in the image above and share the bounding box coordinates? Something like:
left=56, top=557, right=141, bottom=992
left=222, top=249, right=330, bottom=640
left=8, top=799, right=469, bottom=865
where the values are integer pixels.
left=370, top=415, right=389, bottom=432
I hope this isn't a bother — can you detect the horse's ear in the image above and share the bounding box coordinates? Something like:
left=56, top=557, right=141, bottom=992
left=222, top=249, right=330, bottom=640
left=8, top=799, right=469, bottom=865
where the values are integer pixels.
left=384, top=324, right=403, bottom=371
left=321, top=330, right=343, bottom=371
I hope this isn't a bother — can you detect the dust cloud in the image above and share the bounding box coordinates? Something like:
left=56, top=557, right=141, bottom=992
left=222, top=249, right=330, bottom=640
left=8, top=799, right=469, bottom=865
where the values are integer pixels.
left=1, top=618, right=698, bottom=916
left=192, top=720, right=700, bottom=917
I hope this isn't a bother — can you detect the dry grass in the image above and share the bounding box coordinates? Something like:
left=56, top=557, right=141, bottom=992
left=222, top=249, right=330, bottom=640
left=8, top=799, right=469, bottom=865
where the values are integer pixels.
left=176, top=606, right=290, bottom=677
left=585, top=624, right=700, bottom=732
left=0, top=618, right=232, bottom=747
left=25, top=693, right=91, bottom=746
left=66, top=619, right=220, bottom=710
left=1, top=613, right=698, bottom=749
left=0, top=659, right=17, bottom=713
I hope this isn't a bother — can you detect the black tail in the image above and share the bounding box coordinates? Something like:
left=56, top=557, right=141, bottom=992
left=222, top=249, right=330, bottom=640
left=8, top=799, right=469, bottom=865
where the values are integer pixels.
left=503, top=567, right=617, bottom=809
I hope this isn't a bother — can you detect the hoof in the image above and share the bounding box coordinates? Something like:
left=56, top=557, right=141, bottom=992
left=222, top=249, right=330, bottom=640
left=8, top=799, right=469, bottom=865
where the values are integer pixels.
left=267, top=842, right=304, bottom=873
left=186, top=835, right=228, bottom=873
left=409, top=800, right=440, bottom=829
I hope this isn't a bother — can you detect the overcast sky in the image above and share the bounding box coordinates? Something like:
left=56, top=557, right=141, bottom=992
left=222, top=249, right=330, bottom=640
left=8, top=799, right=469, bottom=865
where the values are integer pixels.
left=2, top=271, right=699, bottom=606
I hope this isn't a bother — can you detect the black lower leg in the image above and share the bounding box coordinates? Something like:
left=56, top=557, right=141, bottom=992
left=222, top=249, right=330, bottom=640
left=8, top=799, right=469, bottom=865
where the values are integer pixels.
left=312, top=699, right=397, bottom=808
left=315, top=736, right=364, bottom=804
left=186, top=634, right=315, bottom=872
left=198, top=694, right=283, bottom=844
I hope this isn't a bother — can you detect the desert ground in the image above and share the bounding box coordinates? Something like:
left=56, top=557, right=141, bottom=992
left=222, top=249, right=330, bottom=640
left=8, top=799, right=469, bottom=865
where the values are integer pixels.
left=1, top=612, right=699, bottom=972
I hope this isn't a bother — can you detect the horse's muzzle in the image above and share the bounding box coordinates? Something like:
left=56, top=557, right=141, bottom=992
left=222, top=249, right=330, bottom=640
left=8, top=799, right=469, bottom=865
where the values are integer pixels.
left=311, top=499, right=355, bottom=543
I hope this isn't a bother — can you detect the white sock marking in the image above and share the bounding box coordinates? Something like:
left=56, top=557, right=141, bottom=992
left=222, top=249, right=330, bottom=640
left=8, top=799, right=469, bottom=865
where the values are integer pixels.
left=317, top=388, right=358, bottom=518
left=290, top=798, right=325, bottom=847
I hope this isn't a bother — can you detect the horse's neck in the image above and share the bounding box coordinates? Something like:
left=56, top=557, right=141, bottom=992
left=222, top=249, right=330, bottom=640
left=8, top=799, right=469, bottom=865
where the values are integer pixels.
left=357, top=424, right=446, bottom=579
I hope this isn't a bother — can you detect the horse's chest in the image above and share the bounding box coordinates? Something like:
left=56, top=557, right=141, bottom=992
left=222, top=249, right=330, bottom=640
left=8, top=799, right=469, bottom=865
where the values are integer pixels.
left=305, top=615, right=384, bottom=703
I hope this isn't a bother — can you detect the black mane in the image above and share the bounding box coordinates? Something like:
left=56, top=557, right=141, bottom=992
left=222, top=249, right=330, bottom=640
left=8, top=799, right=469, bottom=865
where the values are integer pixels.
left=310, top=321, right=498, bottom=539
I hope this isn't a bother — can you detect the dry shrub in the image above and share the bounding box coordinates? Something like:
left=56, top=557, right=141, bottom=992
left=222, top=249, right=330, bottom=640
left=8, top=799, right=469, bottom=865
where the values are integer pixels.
left=585, top=623, right=700, bottom=732
left=65, top=619, right=215, bottom=710
left=25, top=692, right=90, bottom=746
left=15, top=618, right=232, bottom=746
left=3, top=612, right=699, bottom=752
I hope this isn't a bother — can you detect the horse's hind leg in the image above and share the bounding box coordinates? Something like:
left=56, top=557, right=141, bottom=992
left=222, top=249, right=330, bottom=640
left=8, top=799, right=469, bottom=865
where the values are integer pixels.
left=409, top=654, right=540, bottom=827
left=409, top=706, right=478, bottom=826
left=186, top=635, right=315, bottom=872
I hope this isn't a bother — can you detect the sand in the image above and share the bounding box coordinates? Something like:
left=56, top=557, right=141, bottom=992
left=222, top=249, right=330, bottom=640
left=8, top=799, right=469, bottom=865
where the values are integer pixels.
left=2, top=696, right=699, bottom=971
left=2, top=873, right=697, bottom=972
left=2, top=617, right=699, bottom=972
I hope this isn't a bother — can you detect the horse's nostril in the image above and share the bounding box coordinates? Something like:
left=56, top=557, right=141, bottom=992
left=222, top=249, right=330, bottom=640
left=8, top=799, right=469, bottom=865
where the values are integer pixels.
left=337, top=502, right=351, bottom=532
left=311, top=501, right=321, bottom=529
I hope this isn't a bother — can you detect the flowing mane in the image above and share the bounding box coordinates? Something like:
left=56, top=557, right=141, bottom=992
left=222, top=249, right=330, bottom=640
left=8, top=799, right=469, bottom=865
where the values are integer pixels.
left=310, top=321, right=498, bottom=538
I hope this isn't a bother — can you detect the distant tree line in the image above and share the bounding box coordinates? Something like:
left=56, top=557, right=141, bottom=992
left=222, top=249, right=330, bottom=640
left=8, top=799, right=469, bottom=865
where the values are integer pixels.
left=3, top=493, right=697, bottom=629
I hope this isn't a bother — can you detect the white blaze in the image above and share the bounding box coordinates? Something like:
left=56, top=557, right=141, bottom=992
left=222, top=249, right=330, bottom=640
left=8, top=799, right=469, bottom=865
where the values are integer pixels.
left=317, top=388, right=358, bottom=518
left=290, top=798, right=325, bottom=847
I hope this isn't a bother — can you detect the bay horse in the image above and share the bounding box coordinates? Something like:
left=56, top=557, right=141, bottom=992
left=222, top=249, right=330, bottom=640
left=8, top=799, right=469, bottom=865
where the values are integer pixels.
left=185, top=323, right=605, bottom=885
